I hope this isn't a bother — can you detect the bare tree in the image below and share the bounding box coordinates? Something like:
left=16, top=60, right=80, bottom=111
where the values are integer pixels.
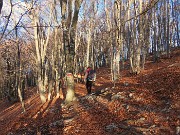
left=60, top=0, right=83, bottom=104
left=25, top=1, right=53, bottom=103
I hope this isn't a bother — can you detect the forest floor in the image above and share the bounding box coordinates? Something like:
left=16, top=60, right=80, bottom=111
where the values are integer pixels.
left=0, top=49, right=180, bottom=135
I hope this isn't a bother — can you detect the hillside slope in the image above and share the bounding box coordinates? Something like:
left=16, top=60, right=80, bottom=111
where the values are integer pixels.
left=0, top=49, right=179, bottom=135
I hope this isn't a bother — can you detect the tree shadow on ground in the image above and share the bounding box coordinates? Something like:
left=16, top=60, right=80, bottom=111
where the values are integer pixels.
left=8, top=97, right=64, bottom=135
left=74, top=92, right=144, bottom=135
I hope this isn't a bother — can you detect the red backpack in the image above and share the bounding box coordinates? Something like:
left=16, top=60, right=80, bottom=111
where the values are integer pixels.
left=87, top=69, right=96, bottom=81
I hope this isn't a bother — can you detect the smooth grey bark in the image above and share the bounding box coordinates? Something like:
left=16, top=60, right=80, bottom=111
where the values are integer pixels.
left=60, top=0, right=83, bottom=104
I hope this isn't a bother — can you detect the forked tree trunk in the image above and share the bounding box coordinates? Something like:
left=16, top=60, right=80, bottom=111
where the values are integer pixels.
left=30, top=5, right=52, bottom=103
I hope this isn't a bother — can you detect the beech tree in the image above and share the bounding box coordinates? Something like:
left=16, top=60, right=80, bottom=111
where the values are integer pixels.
left=60, top=0, right=83, bottom=104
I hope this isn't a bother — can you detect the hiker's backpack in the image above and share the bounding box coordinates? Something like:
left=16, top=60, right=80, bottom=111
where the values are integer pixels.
left=87, top=69, right=96, bottom=81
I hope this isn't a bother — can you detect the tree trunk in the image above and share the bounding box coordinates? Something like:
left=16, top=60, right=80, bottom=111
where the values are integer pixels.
left=60, top=0, right=83, bottom=104
left=166, top=1, right=170, bottom=58
left=153, top=7, right=158, bottom=62
left=15, top=27, right=25, bottom=112
left=86, top=26, right=91, bottom=68
left=0, top=0, right=3, bottom=14
left=64, top=73, right=75, bottom=104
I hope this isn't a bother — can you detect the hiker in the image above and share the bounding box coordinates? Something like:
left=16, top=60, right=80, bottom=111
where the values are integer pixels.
left=84, top=67, right=96, bottom=94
